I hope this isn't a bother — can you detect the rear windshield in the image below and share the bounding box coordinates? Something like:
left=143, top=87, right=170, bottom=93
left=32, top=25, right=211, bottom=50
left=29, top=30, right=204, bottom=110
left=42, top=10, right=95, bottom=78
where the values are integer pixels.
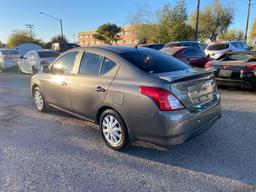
left=120, top=50, right=190, bottom=73
left=207, top=43, right=229, bottom=51
left=160, top=48, right=179, bottom=56
left=164, top=43, right=181, bottom=48
left=227, top=54, right=256, bottom=61
left=38, top=51, right=60, bottom=58
left=0, top=50, right=19, bottom=55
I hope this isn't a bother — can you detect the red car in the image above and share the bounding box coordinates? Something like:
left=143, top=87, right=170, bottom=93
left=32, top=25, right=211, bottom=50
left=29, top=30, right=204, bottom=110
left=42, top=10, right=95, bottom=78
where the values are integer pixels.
left=160, top=47, right=212, bottom=68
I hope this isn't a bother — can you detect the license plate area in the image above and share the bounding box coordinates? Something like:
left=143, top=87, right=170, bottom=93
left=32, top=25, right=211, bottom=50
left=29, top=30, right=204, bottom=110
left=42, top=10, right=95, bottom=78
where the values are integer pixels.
left=218, top=69, right=232, bottom=77
left=187, top=79, right=214, bottom=105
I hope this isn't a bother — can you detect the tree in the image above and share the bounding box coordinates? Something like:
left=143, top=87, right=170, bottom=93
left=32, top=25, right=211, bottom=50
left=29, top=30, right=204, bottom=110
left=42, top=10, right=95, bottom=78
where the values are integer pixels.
left=190, top=0, right=234, bottom=41
left=129, top=7, right=159, bottom=43
left=50, top=35, right=68, bottom=44
left=0, top=41, right=6, bottom=48
left=218, top=29, right=244, bottom=41
left=156, top=1, right=195, bottom=43
left=93, top=23, right=122, bottom=45
left=249, top=18, right=256, bottom=42
left=7, top=30, right=43, bottom=48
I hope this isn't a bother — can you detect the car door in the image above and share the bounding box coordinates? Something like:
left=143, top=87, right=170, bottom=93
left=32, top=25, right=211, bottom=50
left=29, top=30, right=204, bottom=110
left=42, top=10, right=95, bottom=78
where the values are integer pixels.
left=183, top=48, right=206, bottom=68
left=69, top=51, right=118, bottom=121
left=21, top=52, right=34, bottom=73
left=41, top=51, right=80, bottom=110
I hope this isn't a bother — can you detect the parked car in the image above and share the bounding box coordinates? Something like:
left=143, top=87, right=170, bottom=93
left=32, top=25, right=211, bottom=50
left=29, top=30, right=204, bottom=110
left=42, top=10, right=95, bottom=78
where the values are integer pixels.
left=16, top=43, right=42, bottom=56
left=31, top=46, right=221, bottom=150
left=18, top=49, right=60, bottom=74
left=205, top=51, right=256, bottom=91
left=0, top=48, right=20, bottom=71
left=139, top=43, right=165, bottom=50
left=205, top=41, right=250, bottom=60
left=160, top=47, right=212, bottom=68
left=164, top=41, right=206, bottom=51
left=51, top=43, right=80, bottom=53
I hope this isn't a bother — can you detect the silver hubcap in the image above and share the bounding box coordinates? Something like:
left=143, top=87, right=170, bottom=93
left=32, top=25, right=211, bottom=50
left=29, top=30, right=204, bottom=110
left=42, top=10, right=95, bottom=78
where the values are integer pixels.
left=34, top=90, right=44, bottom=110
left=102, top=115, right=122, bottom=145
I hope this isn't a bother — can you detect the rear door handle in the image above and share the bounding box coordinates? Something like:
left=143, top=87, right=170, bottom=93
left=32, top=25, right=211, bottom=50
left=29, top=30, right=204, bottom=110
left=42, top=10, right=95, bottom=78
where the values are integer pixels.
left=96, top=86, right=105, bottom=92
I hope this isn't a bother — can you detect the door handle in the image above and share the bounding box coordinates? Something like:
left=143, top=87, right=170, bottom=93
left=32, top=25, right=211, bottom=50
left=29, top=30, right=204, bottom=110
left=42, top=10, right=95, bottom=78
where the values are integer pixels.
left=96, top=86, right=105, bottom=92
left=61, top=81, right=68, bottom=86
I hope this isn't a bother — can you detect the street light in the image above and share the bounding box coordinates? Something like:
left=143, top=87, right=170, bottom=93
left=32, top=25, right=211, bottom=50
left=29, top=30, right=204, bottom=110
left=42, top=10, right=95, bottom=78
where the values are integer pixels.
left=40, top=12, right=64, bottom=39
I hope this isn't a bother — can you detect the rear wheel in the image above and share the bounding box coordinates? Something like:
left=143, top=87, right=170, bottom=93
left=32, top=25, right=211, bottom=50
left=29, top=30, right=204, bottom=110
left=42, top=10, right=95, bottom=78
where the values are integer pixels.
left=33, top=87, right=48, bottom=112
left=100, top=109, right=129, bottom=150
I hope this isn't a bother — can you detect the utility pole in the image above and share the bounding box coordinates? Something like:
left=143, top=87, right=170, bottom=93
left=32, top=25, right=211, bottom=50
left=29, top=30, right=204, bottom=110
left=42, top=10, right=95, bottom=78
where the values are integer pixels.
left=40, top=12, right=64, bottom=39
left=26, top=24, right=34, bottom=38
left=245, top=0, right=251, bottom=42
left=195, top=0, right=200, bottom=41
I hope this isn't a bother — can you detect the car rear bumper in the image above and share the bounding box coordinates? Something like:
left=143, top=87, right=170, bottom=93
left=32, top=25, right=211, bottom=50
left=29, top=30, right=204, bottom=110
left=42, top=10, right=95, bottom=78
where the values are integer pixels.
left=215, top=77, right=256, bottom=89
left=137, top=93, right=221, bottom=146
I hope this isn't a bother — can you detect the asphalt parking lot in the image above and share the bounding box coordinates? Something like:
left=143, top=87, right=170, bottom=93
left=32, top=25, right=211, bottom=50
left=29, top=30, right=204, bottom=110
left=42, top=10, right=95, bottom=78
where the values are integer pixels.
left=0, top=72, right=256, bottom=192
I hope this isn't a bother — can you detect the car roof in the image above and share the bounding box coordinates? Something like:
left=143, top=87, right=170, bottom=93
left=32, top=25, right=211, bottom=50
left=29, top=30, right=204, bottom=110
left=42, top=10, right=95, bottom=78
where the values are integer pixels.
left=78, top=46, right=153, bottom=54
left=225, top=50, right=256, bottom=55
left=35, top=49, right=58, bottom=52
left=0, top=48, right=17, bottom=51
left=167, top=41, right=198, bottom=44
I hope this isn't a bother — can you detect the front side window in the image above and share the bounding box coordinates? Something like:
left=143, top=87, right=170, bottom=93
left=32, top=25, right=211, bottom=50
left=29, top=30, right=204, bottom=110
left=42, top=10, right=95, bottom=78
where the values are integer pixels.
left=79, top=52, right=103, bottom=75
left=52, top=51, right=79, bottom=74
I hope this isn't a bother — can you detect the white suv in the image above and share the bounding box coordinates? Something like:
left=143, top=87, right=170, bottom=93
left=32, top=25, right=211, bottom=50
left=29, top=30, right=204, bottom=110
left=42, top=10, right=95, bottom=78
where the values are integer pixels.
left=205, top=41, right=250, bottom=60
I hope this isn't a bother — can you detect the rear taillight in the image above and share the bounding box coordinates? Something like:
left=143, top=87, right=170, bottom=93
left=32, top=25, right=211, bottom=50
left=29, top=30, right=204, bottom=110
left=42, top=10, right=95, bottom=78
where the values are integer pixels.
left=40, top=61, right=49, bottom=65
left=139, top=86, right=184, bottom=111
left=204, top=61, right=213, bottom=68
left=246, top=64, right=256, bottom=70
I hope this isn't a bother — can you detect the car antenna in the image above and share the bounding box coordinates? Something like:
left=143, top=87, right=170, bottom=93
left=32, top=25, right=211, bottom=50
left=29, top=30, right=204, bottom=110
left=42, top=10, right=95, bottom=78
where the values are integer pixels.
left=135, top=38, right=146, bottom=49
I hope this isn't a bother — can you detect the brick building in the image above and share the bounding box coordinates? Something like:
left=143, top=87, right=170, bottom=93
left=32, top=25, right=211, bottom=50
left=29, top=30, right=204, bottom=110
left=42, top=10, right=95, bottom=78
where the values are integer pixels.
left=78, top=25, right=139, bottom=47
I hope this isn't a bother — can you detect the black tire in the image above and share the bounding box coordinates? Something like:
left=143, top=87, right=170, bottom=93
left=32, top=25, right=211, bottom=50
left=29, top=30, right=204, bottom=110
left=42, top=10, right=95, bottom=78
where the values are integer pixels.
left=33, top=87, right=48, bottom=112
left=18, top=66, right=23, bottom=74
left=100, top=109, right=129, bottom=150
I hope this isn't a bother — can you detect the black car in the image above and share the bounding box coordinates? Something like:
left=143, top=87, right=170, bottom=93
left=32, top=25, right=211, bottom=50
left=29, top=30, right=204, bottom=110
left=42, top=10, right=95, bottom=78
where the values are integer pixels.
left=164, top=41, right=206, bottom=51
left=139, top=43, right=165, bottom=50
left=205, top=51, right=256, bottom=91
left=51, top=43, right=80, bottom=53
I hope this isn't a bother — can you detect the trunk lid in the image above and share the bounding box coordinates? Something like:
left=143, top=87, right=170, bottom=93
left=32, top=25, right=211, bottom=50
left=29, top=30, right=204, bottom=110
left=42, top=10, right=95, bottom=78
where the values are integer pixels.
left=153, top=69, right=218, bottom=112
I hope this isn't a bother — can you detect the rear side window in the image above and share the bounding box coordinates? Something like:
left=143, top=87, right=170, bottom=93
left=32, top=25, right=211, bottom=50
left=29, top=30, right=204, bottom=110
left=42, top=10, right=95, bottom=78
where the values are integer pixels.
left=207, top=43, right=229, bottom=50
left=100, top=58, right=116, bottom=75
left=0, top=50, right=19, bottom=55
left=38, top=51, right=60, bottom=58
left=121, top=50, right=190, bottom=73
left=79, top=52, right=103, bottom=75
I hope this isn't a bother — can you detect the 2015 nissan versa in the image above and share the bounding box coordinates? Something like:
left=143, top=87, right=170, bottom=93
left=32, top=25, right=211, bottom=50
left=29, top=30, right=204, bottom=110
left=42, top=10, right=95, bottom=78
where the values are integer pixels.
left=31, top=46, right=221, bottom=150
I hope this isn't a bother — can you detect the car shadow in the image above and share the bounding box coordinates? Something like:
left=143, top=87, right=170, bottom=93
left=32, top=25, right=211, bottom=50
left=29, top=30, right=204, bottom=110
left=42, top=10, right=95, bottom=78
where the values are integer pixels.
left=122, top=109, right=256, bottom=186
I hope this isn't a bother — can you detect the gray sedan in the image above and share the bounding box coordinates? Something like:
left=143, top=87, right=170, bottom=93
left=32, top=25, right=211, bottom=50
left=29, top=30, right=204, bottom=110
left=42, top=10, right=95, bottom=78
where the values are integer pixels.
left=31, top=46, right=221, bottom=150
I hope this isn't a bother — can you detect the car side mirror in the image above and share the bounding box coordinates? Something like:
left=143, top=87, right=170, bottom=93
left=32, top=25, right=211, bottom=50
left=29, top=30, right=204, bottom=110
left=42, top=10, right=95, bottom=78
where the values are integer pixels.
left=41, top=65, right=49, bottom=73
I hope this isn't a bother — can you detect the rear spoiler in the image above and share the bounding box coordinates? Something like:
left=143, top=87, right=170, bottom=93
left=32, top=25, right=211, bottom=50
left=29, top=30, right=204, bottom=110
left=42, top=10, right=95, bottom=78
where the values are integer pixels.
left=171, top=71, right=214, bottom=83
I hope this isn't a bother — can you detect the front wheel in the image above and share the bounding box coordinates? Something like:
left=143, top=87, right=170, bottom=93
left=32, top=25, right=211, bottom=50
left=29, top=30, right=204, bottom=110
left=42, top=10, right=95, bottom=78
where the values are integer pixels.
left=100, top=109, right=129, bottom=150
left=33, top=87, right=48, bottom=112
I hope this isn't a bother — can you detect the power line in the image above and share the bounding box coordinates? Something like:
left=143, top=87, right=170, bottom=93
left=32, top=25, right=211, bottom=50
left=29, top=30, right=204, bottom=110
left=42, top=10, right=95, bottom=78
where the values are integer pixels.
left=26, top=24, right=34, bottom=38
